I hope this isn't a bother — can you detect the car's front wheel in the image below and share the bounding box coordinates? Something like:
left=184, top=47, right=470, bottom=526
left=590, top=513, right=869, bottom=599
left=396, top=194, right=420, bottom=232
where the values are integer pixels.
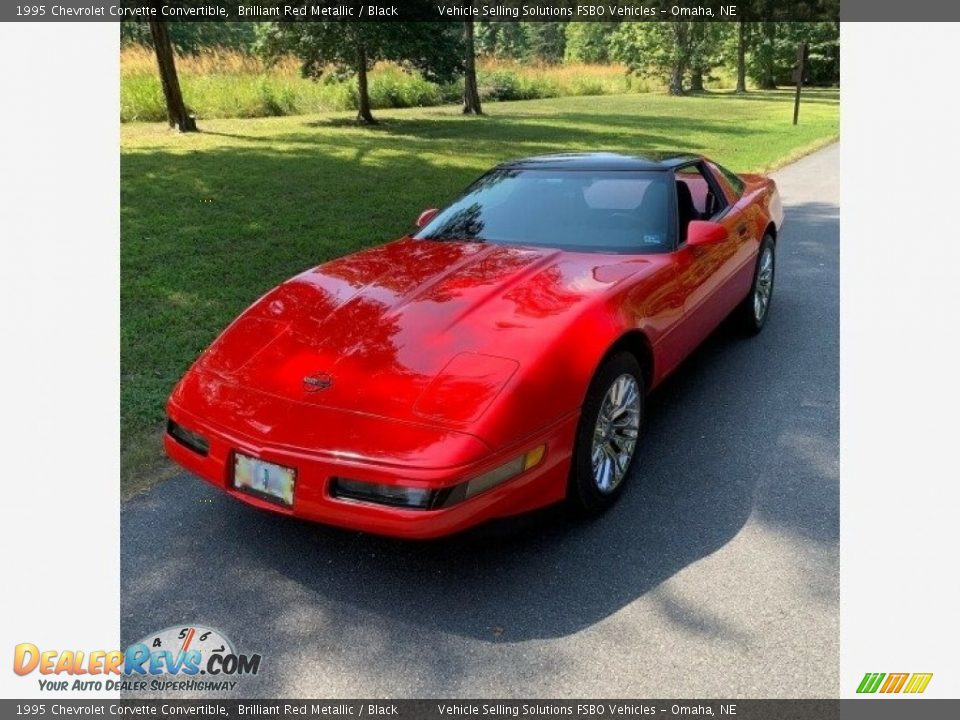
left=568, top=352, right=644, bottom=513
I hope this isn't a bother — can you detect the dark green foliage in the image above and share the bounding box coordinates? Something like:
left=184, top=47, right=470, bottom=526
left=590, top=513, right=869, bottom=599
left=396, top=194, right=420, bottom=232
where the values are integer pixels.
left=477, top=71, right=523, bottom=101
left=255, top=6, right=463, bottom=122
left=121, top=19, right=256, bottom=53
left=564, top=22, right=618, bottom=64
left=524, top=22, right=567, bottom=63
left=475, top=21, right=567, bottom=63
left=612, top=22, right=692, bottom=95
left=475, top=21, right=529, bottom=59
left=613, top=20, right=838, bottom=94
left=748, top=22, right=840, bottom=86
left=256, top=20, right=462, bottom=84
left=688, top=22, right=733, bottom=92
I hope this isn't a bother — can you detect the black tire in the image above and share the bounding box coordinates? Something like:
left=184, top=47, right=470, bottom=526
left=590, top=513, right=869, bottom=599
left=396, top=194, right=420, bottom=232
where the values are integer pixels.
left=737, top=234, right=776, bottom=335
left=568, top=352, right=645, bottom=514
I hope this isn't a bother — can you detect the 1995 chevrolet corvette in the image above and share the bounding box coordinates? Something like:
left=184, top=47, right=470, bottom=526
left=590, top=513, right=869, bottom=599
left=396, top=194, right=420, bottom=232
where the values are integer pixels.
left=166, top=152, right=783, bottom=538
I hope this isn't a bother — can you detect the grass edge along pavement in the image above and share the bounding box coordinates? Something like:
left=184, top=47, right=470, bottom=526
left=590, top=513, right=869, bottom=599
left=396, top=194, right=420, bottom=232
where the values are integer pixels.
left=121, top=89, right=839, bottom=497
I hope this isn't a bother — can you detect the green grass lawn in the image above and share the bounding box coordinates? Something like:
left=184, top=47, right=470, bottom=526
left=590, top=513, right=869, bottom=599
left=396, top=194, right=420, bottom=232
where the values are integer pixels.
left=121, top=89, right=839, bottom=493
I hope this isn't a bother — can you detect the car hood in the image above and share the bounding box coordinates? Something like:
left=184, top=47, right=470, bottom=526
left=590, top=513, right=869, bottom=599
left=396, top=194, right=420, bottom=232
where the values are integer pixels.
left=191, top=238, right=656, bottom=433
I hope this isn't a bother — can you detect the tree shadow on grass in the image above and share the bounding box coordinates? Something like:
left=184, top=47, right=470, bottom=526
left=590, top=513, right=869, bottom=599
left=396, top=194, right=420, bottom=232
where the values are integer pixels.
left=693, top=89, right=840, bottom=106
left=305, top=111, right=757, bottom=143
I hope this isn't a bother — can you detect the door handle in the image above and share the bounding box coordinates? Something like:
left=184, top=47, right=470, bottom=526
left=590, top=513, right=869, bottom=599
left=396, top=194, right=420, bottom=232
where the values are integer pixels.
left=737, top=225, right=750, bottom=238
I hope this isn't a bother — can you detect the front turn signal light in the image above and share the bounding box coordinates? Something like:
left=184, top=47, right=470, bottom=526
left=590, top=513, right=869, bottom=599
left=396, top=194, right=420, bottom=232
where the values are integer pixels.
left=464, top=444, right=546, bottom=499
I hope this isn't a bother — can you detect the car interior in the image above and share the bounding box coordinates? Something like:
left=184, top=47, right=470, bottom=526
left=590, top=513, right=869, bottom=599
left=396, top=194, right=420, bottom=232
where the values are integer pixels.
left=675, top=180, right=701, bottom=243
left=423, top=167, right=737, bottom=254
left=477, top=175, right=674, bottom=252
left=676, top=164, right=727, bottom=243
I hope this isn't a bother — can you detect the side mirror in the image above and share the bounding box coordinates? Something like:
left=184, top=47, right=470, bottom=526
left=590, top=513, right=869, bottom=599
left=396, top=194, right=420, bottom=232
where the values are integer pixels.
left=686, top=220, right=727, bottom=247
left=415, top=208, right=439, bottom=229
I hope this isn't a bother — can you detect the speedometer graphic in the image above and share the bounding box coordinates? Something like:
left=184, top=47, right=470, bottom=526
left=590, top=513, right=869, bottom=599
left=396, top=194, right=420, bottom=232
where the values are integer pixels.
left=122, top=623, right=260, bottom=686
left=133, top=625, right=234, bottom=668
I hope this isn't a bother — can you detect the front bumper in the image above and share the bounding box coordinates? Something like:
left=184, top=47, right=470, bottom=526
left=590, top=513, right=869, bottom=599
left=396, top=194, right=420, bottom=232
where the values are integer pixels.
left=164, top=405, right=577, bottom=539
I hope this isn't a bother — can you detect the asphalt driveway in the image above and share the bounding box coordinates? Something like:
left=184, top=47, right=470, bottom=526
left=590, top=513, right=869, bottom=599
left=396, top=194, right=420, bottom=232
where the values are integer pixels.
left=121, top=143, right=839, bottom=697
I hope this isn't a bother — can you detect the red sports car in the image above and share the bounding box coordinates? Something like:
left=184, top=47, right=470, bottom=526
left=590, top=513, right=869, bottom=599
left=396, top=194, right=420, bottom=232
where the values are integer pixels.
left=166, top=152, right=783, bottom=539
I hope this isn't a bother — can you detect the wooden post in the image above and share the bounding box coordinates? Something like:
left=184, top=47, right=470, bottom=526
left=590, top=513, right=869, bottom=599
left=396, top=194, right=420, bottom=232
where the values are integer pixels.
left=793, top=41, right=808, bottom=126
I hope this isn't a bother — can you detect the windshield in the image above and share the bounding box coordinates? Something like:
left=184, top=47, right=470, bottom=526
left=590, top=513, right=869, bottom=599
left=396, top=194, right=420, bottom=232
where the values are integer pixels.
left=414, top=169, right=673, bottom=253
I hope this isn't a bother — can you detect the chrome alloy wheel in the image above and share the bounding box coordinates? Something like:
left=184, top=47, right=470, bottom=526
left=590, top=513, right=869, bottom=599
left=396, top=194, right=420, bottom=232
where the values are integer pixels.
left=753, top=245, right=775, bottom=323
left=591, top=373, right=641, bottom=494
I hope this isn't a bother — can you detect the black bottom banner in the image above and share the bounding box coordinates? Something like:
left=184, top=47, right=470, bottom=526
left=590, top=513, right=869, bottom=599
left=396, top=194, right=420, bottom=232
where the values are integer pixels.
left=3, top=700, right=960, bottom=720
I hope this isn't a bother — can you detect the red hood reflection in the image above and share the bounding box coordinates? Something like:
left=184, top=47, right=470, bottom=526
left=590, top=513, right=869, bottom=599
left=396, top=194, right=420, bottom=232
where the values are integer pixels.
left=192, top=238, right=656, bottom=434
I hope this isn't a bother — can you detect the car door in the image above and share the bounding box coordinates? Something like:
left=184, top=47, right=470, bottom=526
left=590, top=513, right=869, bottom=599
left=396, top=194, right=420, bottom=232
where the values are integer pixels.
left=664, top=162, right=752, bottom=363
left=706, top=159, right=763, bottom=303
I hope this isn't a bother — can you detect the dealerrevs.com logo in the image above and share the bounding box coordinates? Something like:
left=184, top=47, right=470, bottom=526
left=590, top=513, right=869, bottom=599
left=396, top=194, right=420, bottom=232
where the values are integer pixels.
left=13, top=625, right=261, bottom=693
left=857, top=672, right=933, bottom=694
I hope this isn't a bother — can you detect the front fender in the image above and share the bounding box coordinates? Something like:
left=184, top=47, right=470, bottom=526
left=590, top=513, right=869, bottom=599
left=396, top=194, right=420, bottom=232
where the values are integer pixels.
left=467, top=297, right=638, bottom=449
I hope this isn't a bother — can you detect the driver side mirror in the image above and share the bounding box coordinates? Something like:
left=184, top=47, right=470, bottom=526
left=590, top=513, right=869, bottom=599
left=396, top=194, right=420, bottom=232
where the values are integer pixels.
left=415, top=208, right=439, bottom=229
left=686, top=220, right=727, bottom=247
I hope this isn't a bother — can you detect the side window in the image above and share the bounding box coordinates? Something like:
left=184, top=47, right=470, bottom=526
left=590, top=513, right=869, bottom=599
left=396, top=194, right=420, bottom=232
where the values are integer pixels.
left=675, top=164, right=728, bottom=220
left=712, top=162, right=746, bottom=199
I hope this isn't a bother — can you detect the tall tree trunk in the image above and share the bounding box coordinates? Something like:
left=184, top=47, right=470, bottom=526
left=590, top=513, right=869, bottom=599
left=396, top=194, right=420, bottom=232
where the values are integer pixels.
left=690, top=67, right=705, bottom=93
left=462, top=18, right=483, bottom=115
left=669, top=63, right=684, bottom=96
left=669, top=22, right=688, bottom=96
left=689, top=22, right=706, bottom=93
left=759, top=22, right=776, bottom=89
left=736, top=20, right=747, bottom=94
left=355, top=43, right=376, bottom=125
left=148, top=19, right=196, bottom=132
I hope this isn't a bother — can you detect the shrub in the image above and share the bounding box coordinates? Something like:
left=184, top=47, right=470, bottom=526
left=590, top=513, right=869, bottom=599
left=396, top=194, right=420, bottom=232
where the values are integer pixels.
left=478, top=69, right=523, bottom=101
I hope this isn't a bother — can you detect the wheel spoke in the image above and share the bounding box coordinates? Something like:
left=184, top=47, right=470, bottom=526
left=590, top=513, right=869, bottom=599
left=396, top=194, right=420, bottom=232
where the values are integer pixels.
left=599, top=454, right=614, bottom=491
left=615, top=448, right=629, bottom=474
left=591, top=444, right=603, bottom=472
left=612, top=377, right=625, bottom=407
left=612, top=425, right=638, bottom=440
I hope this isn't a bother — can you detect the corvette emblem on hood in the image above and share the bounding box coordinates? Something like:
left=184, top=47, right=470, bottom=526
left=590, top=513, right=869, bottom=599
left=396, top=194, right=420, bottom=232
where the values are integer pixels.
left=303, top=373, right=333, bottom=392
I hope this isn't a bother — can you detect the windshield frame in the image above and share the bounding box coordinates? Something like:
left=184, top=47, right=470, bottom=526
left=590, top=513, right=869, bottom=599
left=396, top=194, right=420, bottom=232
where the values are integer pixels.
left=413, top=167, right=679, bottom=255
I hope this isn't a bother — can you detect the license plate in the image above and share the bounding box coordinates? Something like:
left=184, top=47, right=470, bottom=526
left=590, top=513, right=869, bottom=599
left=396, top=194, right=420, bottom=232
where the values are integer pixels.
left=233, top=453, right=295, bottom=506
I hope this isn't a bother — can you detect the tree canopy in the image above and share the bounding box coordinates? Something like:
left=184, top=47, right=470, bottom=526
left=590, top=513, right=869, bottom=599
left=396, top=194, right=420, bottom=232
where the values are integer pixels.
left=564, top=22, right=618, bottom=64
left=255, top=6, right=463, bottom=123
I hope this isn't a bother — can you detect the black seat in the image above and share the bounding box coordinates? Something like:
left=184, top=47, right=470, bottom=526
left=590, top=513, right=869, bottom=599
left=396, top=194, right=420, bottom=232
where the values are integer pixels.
left=633, top=181, right=670, bottom=251
left=676, top=181, right=701, bottom=243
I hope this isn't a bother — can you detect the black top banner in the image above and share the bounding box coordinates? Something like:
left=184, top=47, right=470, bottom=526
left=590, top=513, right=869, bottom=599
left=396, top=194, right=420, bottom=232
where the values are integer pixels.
left=0, top=0, right=869, bottom=23
left=2, top=0, right=955, bottom=22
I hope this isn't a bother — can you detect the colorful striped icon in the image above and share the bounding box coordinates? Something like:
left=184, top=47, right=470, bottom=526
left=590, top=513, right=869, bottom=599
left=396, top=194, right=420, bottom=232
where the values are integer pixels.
left=857, top=672, right=933, bottom=694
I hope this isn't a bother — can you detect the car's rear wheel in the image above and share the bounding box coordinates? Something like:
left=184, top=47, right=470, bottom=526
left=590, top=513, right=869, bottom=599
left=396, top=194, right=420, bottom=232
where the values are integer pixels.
left=568, top=352, right=644, bottom=513
left=737, top=234, right=776, bottom=334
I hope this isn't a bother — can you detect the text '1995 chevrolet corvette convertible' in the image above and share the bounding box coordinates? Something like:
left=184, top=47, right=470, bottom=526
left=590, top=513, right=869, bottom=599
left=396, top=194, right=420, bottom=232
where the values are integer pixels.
left=165, top=152, right=783, bottom=538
